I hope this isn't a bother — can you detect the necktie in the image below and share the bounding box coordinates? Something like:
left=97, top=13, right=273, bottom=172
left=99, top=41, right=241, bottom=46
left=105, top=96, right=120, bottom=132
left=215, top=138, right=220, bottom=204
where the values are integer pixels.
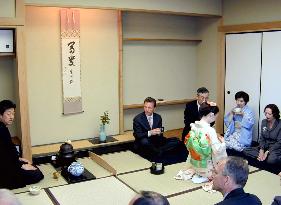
left=148, top=116, right=153, bottom=128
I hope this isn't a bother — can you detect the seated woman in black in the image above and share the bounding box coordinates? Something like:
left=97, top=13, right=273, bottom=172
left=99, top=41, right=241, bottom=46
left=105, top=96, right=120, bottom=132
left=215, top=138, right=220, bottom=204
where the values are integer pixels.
left=0, top=100, right=44, bottom=189
left=243, top=104, right=281, bottom=173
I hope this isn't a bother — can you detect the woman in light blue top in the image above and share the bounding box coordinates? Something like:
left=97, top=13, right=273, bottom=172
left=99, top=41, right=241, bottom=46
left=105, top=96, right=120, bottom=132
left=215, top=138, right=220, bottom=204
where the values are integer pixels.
left=224, top=91, right=255, bottom=151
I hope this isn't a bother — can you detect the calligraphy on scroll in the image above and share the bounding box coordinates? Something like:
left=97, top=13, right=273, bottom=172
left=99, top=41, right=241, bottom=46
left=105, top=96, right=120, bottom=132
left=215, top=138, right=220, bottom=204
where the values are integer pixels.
left=60, top=9, right=83, bottom=115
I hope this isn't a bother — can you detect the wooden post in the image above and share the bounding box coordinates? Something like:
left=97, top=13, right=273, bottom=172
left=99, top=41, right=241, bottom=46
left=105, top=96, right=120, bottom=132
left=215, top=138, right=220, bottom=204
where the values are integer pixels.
left=216, top=18, right=225, bottom=134
left=118, top=10, right=124, bottom=134
left=16, top=26, right=32, bottom=161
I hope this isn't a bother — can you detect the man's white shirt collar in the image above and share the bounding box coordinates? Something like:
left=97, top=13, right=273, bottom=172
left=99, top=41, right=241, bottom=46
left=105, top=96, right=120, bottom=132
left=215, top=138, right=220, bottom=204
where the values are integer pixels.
left=197, top=101, right=200, bottom=111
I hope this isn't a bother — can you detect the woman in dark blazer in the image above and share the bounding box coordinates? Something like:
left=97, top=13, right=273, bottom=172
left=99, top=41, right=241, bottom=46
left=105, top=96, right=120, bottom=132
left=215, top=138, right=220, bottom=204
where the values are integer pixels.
left=243, top=104, right=281, bottom=167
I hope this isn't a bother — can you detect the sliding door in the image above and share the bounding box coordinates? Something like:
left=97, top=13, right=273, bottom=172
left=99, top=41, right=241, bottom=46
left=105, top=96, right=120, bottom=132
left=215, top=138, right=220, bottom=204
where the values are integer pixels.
left=225, top=33, right=262, bottom=141
left=260, top=31, right=281, bottom=134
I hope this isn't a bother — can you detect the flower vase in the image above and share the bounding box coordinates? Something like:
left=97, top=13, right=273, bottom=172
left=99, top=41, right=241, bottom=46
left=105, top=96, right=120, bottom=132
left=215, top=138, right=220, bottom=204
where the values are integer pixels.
left=99, top=124, right=106, bottom=142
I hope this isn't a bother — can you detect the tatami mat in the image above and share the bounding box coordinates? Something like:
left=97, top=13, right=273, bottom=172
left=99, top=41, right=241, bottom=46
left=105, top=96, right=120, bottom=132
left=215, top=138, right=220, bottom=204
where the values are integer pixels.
left=168, top=188, right=222, bottom=205
left=168, top=170, right=280, bottom=205
left=77, top=157, right=112, bottom=178
left=11, top=151, right=276, bottom=205
left=48, top=176, right=136, bottom=205
left=101, top=150, right=151, bottom=174
left=245, top=170, right=280, bottom=204
left=12, top=163, right=67, bottom=194
left=117, top=162, right=201, bottom=197
left=16, top=190, right=54, bottom=205
left=249, top=165, right=259, bottom=172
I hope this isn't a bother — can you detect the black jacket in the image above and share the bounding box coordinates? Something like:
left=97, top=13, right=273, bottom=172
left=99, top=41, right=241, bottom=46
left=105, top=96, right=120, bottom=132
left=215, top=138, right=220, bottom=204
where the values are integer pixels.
left=182, top=100, right=215, bottom=141
left=215, top=188, right=261, bottom=205
left=0, top=122, right=25, bottom=189
left=182, top=100, right=200, bottom=141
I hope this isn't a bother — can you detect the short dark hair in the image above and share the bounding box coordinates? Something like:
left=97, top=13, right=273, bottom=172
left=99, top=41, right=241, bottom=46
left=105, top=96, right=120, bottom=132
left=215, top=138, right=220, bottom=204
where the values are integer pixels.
left=235, top=91, right=249, bottom=104
left=0, top=100, right=16, bottom=115
left=222, top=157, right=249, bottom=188
left=197, top=87, right=209, bottom=95
left=132, top=191, right=170, bottom=205
left=144, top=97, right=157, bottom=108
left=199, top=102, right=219, bottom=118
left=264, top=104, right=280, bottom=120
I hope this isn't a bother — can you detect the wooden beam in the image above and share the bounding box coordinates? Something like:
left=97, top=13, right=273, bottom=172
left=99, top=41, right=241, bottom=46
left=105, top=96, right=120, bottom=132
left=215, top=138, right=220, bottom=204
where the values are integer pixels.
left=120, top=9, right=221, bottom=18
left=0, top=0, right=25, bottom=26
left=24, top=3, right=221, bottom=18
left=32, top=132, right=135, bottom=156
left=218, top=21, right=281, bottom=33
left=0, top=53, right=15, bottom=57
left=124, top=99, right=193, bottom=110
left=123, top=38, right=202, bottom=42
left=16, top=0, right=25, bottom=24
left=216, top=19, right=225, bottom=134
left=117, top=10, right=124, bottom=134
left=16, top=26, right=32, bottom=161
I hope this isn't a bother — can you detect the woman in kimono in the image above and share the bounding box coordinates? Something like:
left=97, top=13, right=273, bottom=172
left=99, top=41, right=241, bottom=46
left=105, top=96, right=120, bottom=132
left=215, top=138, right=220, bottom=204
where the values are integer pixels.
left=244, top=104, right=281, bottom=173
left=185, top=102, right=227, bottom=183
left=224, top=91, right=255, bottom=152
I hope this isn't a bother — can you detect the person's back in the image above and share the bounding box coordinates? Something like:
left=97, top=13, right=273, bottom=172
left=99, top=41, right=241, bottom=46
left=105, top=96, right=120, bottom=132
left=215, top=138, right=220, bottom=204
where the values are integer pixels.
left=185, top=102, right=226, bottom=183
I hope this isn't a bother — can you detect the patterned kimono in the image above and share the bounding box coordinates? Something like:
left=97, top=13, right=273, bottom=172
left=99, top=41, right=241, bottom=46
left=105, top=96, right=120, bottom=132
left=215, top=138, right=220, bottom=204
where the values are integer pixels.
left=185, top=120, right=227, bottom=177
left=224, top=105, right=255, bottom=151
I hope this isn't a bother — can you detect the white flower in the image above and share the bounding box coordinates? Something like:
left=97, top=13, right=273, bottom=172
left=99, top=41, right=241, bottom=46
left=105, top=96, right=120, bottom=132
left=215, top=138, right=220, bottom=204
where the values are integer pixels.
left=207, top=101, right=216, bottom=106
left=65, top=139, right=72, bottom=144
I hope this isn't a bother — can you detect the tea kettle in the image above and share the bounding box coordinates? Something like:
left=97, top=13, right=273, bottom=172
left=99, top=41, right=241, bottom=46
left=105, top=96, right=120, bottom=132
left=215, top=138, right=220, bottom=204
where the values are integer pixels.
left=57, top=141, right=75, bottom=168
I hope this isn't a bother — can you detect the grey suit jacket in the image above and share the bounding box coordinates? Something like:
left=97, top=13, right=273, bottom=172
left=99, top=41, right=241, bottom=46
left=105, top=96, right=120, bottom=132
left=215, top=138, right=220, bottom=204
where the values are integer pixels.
left=259, top=119, right=281, bottom=151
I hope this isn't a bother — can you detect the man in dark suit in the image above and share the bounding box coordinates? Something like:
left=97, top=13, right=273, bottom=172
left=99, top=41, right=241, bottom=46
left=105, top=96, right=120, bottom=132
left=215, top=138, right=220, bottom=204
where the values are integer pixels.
left=133, top=97, right=188, bottom=164
left=0, top=100, right=44, bottom=189
left=212, top=156, right=261, bottom=205
left=182, top=87, right=210, bottom=141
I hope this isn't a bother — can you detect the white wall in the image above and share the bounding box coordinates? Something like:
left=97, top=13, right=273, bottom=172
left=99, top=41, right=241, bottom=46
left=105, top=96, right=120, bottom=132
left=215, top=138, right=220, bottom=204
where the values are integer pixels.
left=25, top=0, right=222, bottom=16
left=0, top=0, right=15, bottom=18
left=123, top=12, right=199, bottom=104
left=0, top=2, right=223, bottom=145
left=25, top=6, right=119, bottom=145
left=197, top=18, right=220, bottom=101
left=223, top=0, right=281, bottom=25
left=122, top=12, right=221, bottom=131
left=122, top=12, right=200, bottom=131
left=0, top=58, right=18, bottom=136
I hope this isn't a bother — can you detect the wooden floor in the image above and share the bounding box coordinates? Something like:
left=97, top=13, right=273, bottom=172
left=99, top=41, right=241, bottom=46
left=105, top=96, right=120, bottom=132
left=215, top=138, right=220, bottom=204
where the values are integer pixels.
left=164, top=128, right=183, bottom=140
left=31, top=128, right=184, bottom=157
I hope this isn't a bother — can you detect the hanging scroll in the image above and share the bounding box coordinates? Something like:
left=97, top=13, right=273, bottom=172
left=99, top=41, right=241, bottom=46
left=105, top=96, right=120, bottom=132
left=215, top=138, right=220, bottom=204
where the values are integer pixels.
left=60, top=9, right=83, bottom=115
